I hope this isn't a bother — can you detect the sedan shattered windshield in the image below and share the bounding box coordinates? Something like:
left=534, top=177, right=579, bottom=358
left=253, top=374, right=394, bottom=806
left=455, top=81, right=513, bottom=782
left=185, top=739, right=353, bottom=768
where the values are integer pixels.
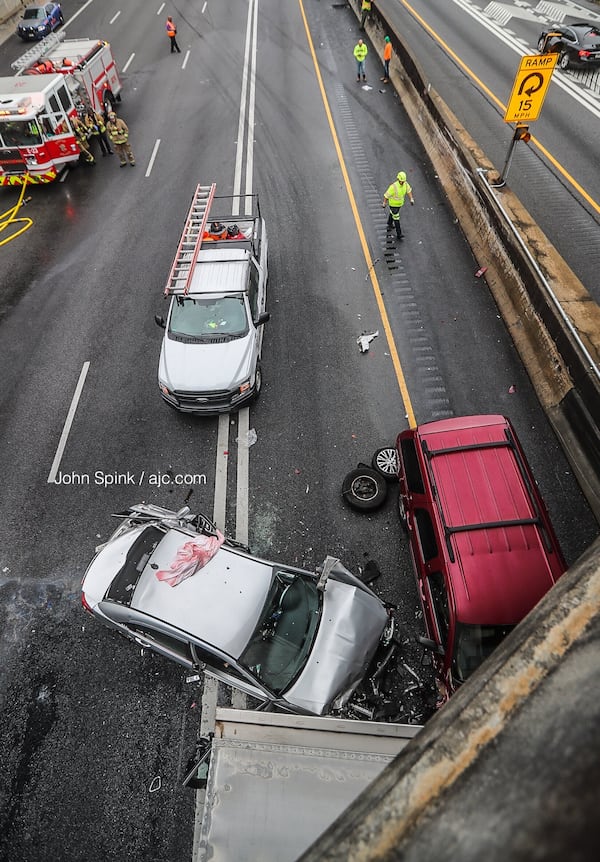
left=240, top=571, right=321, bottom=694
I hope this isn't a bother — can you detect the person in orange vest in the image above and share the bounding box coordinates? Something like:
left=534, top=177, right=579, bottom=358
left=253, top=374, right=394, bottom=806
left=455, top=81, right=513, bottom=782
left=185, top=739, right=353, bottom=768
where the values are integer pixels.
left=166, top=16, right=181, bottom=53
left=381, top=35, right=392, bottom=83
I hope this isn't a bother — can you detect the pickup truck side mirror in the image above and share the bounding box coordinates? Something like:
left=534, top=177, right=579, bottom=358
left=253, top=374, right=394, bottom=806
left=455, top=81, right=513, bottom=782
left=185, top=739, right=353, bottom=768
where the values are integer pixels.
left=154, top=314, right=166, bottom=329
left=255, top=312, right=270, bottom=326
left=417, top=635, right=445, bottom=656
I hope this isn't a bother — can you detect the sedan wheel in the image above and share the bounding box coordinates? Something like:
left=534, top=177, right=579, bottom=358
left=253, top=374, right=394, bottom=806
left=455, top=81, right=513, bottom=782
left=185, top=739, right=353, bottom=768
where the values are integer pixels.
left=342, top=466, right=388, bottom=511
left=559, top=52, right=570, bottom=70
left=371, top=447, right=399, bottom=481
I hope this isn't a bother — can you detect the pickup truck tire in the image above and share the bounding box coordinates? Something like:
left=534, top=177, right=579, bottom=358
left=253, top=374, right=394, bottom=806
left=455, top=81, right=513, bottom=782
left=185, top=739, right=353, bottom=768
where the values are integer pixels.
left=342, top=466, right=388, bottom=511
left=254, top=363, right=262, bottom=400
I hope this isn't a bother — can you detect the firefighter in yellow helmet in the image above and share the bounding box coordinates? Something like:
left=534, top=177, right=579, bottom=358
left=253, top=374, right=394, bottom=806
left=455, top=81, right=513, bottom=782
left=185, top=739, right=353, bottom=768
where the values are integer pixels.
left=382, top=171, right=415, bottom=240
left=72, top=116, right=95, bottom=166
left=106, top=111, right=136, bottom=167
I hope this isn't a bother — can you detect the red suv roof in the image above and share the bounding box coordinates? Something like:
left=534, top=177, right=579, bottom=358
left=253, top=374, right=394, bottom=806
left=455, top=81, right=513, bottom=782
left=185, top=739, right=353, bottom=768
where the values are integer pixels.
left=410, top=415, right=565, bottom=625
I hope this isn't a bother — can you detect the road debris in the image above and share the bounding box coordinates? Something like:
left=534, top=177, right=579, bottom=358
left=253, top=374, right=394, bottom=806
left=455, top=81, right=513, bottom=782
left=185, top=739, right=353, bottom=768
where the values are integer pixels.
left=357, top=330, right=379, bottom=352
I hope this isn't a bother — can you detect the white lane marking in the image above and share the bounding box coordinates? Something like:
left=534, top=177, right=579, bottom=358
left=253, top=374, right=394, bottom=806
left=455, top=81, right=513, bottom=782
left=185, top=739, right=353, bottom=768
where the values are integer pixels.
left=202, top=2, right=208, bottom=14
left=236, top=408, right=250, bottom=546
left=122, top=53, right=135, bottom=74
left=59, top=170, right=69, bottom=182
left=64, top=0, right=94, bottom=28
left=47, top=362, right=90, bottom=484
left=182, top=49, right=191, bottom=70
left=213, top=414, right=230, bottom=531
left=232, top=0, right=257, bottom=215
left=157, top=2, right=166, bottom=14
left=244, top=0, right=259, bottom=211
left=145, top=139, right=161, bottom=177
left=109, top=11, right=121, bottom=25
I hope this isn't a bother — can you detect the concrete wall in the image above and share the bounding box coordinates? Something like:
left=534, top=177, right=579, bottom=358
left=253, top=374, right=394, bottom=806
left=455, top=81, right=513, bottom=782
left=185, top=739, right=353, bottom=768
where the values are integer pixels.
left=0, top=1, right=23, bottom=27
left=354, top=2, right=600, bottom=519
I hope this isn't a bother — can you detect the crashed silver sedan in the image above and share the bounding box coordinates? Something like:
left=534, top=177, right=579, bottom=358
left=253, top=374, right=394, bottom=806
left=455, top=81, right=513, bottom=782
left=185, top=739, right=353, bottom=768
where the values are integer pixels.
left=81, top=504, right=393, bottom=716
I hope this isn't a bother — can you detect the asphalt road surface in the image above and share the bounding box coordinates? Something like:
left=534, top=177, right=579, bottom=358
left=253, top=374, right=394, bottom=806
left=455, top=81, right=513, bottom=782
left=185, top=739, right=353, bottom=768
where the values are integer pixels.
left=0, top=2, right=598, bottom=861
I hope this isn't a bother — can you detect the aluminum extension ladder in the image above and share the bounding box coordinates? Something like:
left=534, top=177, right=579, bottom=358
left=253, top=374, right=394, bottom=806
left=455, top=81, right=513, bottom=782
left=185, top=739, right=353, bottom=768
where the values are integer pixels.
left=11, top=31, right=65, bottom=73
left=164, top=183, right=217, bottom=295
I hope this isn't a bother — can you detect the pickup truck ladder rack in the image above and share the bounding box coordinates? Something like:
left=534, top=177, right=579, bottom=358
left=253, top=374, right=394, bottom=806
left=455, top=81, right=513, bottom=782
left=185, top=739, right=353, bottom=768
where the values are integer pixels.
left=11, top=31, right=65, bottom=73
left=164, top=183, right=216, bottom=296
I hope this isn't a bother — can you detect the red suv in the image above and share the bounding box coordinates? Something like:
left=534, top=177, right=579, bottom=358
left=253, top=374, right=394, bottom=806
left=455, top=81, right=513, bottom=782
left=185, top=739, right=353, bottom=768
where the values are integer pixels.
left=396, top=415, right=566, bottom=705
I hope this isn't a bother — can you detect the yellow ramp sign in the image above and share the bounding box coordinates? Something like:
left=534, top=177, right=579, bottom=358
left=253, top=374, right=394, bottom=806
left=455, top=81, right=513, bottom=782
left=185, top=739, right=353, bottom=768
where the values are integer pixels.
left=504, top=53, right=558, bottom=123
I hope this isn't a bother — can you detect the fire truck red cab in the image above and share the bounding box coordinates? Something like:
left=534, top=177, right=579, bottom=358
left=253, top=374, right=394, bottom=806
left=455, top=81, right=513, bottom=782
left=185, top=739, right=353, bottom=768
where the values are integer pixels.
left=0, top=74, right=79, bottom=186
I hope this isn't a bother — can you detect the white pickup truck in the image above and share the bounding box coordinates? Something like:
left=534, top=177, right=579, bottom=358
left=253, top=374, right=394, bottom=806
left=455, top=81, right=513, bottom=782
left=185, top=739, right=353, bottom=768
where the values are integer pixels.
left=155, top=185, right=269, bottom=414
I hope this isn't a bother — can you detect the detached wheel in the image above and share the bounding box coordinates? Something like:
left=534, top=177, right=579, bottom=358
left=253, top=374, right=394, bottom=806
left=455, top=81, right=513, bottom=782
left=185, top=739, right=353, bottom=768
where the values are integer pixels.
left=342, top=466, right=388, bottom=511
left=371, top=447, right=399, bottom=481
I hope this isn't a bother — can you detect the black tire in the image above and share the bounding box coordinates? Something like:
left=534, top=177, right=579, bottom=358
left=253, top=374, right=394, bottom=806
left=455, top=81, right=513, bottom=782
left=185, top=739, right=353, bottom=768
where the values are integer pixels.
left=371, top=447, right=399, bottom=481
left=253, top=363, right=262, bottom=400
left=342, top=466, right=388, bottom=511
left=397, top=491, right=408, bottom=530
left=537, top=36, right=546, bottom=53
left=559, top=51, right=570, bottom=70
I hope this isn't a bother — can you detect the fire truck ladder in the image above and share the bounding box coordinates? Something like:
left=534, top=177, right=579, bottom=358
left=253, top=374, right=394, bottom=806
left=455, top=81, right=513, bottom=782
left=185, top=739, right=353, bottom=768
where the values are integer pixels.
left=11, top=31, right=65, bottom=74
left=164, top=183, right=216, bottom=296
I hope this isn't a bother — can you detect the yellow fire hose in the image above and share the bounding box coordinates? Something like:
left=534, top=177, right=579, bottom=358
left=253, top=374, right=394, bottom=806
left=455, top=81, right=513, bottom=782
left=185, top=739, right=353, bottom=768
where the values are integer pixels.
left=0, top=178, right=33, bottom=246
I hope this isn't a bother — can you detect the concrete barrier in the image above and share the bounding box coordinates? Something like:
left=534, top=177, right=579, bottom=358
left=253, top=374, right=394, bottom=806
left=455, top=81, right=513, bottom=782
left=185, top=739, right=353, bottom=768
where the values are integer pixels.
left=354, top=1, right=600, bottom=520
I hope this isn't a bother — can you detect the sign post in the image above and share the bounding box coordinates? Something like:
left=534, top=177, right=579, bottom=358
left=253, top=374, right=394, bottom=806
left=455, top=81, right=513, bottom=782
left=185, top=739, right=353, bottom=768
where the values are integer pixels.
left=498, top=53, right=558, bottom=185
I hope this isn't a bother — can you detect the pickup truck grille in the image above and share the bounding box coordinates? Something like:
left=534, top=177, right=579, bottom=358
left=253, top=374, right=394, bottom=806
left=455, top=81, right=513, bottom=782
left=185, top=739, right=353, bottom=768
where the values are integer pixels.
left=174, top=389, right=234, bottom=411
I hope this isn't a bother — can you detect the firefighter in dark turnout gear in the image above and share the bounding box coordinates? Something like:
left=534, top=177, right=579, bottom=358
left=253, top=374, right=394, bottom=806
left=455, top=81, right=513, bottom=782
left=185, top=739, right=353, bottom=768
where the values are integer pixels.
left=106, top=111, right=135, bottom=167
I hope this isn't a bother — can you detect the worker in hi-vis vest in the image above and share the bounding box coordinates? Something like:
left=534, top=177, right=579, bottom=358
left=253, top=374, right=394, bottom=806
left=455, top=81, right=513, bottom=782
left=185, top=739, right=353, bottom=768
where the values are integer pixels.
left=360, top=0, right=372, bottom=31
left=382, top=171, right=415, bottom=240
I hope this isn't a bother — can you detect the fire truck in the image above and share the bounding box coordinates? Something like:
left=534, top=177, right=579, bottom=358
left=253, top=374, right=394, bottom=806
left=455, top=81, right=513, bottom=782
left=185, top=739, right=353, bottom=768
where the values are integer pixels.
left=0, top=33, right=122, bottom=186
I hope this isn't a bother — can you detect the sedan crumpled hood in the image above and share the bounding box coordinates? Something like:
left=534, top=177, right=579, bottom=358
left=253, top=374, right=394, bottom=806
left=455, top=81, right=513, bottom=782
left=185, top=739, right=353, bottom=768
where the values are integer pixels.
left=159, top=334, right=254, bottom=392
left=283, top=580, right=388, bottom=715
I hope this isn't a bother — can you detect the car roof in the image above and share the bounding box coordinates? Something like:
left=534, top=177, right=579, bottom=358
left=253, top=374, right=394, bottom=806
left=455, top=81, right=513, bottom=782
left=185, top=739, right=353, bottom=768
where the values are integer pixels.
left=131, top=528, right=273, bottom=657
left=414, top=415, right=565, bottom=626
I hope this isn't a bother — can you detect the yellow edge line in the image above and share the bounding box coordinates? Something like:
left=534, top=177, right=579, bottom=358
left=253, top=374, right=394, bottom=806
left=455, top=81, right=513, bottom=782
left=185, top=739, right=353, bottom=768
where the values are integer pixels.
left=298, top=0, right=417, bottom=429
left=400, top=0, right=600, bottom=216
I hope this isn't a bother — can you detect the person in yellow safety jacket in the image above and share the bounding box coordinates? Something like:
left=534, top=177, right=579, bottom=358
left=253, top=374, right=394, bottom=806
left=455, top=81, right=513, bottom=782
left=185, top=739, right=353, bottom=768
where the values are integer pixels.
left=360, top=0, right=373, bottom=31
left=354, top=39, right=368, bottom=82
left=382, top=171, right=415, bottom=240
left=106, top=111, right=136, bottom=167
left=84, top=109, right=113, bottom=156
left=72, top=117, right=95, bottom=166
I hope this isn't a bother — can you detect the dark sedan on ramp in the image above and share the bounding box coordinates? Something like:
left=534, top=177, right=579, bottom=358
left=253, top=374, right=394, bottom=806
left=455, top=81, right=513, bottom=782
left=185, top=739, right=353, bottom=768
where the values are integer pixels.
left=538, top=22, right=600, bottom=69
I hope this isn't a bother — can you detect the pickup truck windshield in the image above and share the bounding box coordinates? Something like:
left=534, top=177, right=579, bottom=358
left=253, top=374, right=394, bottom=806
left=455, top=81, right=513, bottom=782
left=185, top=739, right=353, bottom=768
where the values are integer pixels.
left=169, top=295, right=249, bottom=340
left=239, top=571, right=321, bottom=695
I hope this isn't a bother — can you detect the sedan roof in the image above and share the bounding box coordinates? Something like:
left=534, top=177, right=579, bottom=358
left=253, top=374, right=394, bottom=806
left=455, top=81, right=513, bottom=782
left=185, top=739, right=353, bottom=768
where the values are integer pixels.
left=131, top=528, right=273, bottom=658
